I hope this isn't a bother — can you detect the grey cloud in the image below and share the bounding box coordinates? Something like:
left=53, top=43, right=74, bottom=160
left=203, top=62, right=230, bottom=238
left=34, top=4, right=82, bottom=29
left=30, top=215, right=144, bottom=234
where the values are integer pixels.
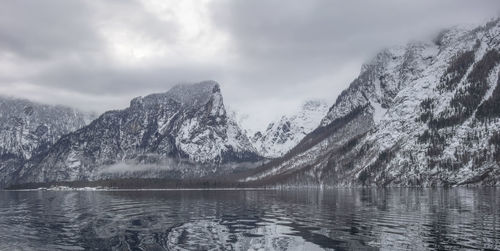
left=0, top=0, right=100, bottom=59
left=0, top=0, right=499, bottom=131
left=32, top=62, right=221, bottom=96
left=207, top=0, right=500, bottom=129
left=0, top=0, right=177, bottom=60
left=0, top=0, right=184, bottom=101
left=210, top=0, right=500, bottom=80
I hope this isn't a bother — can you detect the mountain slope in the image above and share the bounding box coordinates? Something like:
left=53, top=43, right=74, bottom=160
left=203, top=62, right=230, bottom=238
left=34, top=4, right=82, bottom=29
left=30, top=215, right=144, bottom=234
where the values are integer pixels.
left=251, top=100, right=329, bottom=158
left=0, top=96, right=92, bottom=187
left=244, top=19, right=500, bottom=187
left=16, top=81, right=261, bottom=185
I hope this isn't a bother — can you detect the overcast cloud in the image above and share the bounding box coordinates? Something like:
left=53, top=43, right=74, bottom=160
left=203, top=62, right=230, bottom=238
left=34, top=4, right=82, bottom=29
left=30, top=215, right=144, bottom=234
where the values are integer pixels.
left=0, top=0, right=499, bottom=131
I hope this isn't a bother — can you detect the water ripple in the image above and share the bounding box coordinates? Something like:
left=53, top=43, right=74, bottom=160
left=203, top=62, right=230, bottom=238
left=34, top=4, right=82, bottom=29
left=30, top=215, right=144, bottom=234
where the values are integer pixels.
left=0, top=188, right=499, bottom=250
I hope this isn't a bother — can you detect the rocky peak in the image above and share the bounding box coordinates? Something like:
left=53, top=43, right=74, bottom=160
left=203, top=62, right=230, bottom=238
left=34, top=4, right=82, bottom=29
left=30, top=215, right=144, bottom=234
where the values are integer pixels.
left=244, top=19, right=500, bottom=187
left=251, top=99, right=329, bottom=158
left=165, top=80, right=220, bottom=108
left=321, top=41, right=438, bottom=127
left=130, top=81, right=221, bottom=109
left=13, top=81, right=261, bottom=185
left=0, top=96, right=92, bottom=160
left=0, top=96, right=94, bottom=188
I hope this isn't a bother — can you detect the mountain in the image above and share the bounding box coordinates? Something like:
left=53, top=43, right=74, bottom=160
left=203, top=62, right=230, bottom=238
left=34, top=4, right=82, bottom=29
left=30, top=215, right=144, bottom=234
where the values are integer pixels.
left=251, top=100, right=329, bottom=158
left=0, top=96, right=92, bottom=187
left=14, top=81, right=261, bottom=185
left=244, top=19, right=500, bottom=187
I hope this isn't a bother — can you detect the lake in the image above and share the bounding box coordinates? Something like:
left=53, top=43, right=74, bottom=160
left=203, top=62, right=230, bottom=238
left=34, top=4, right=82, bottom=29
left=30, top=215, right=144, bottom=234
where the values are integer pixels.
left=0, top=188, right=499, bottom=250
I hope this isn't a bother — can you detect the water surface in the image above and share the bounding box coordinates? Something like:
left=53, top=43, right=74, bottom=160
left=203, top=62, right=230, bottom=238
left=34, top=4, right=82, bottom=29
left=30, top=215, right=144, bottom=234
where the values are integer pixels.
left=0, top=188, right=499, bottom=250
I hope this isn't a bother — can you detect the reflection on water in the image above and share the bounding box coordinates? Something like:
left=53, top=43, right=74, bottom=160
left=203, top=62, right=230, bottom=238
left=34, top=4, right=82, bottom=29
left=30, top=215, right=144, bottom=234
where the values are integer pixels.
left=0, top=188, right=499, bottom=250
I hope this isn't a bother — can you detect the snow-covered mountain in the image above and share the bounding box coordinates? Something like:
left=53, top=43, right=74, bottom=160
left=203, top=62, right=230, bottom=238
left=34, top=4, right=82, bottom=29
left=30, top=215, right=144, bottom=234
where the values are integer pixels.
left=0, top=96, right=93, bottom=187
left=14, top=81, right=261, bottom=185
left=244, top=19, right=500, bottom=187
left=4, top=19, right=500, bottom=188
left=251, top=100, right=329, bottom=158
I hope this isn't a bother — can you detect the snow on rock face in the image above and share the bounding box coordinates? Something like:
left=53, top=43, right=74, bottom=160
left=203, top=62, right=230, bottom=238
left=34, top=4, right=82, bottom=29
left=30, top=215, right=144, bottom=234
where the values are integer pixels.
left=0, top=96, right=93, bottom=187
left=245, top=19, right=500, bottom=187
left=0, top=96, right=91, bottom=159
left=321, top=41, right=437, bottom=127
left=15, top=81, right=261, bottom=185
left=251, top=100, right=329, bottom=158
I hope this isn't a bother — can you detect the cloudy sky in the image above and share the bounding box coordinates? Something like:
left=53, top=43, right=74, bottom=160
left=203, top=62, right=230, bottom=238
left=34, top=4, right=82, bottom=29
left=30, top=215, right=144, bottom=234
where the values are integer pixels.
left=1, top=0, right=499, bottom=131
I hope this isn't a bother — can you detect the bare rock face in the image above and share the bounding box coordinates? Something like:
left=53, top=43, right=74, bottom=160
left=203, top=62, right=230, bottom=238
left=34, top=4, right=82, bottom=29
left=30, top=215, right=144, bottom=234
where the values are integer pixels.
left=0, top=96, right=92, bottom=187
left=15, top=81, right=261, bottom=185
left=245, top=19, right=500, bottom=187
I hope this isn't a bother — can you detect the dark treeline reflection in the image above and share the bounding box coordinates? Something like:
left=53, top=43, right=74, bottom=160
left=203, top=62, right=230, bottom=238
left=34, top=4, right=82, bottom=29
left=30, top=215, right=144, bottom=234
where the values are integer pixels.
left=0, top=188, right=499, bottom=250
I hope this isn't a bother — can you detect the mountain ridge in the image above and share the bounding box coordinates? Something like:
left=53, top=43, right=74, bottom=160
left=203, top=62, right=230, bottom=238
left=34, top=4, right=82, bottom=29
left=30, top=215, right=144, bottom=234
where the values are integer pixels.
left=8, top=81, right=262, bottom=186
left=0, top=96, right=94, bottom=187
left=4, top=20, right=500, bottom=188
left=251, top=100, right=329, bottom=158
left=243, top=19, right=500, bottom=187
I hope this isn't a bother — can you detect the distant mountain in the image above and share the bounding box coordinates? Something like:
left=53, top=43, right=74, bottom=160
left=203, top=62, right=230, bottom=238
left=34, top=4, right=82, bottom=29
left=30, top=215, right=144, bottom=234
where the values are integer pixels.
left=15, top=81, right=261, bottom=185
left=244, top=19, right=500, bottom=187
left=5, top=20, right=500, bottom=189
left=0, top=96, right=92, bottom=187
left=251, top=100, right=329, bottom=158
